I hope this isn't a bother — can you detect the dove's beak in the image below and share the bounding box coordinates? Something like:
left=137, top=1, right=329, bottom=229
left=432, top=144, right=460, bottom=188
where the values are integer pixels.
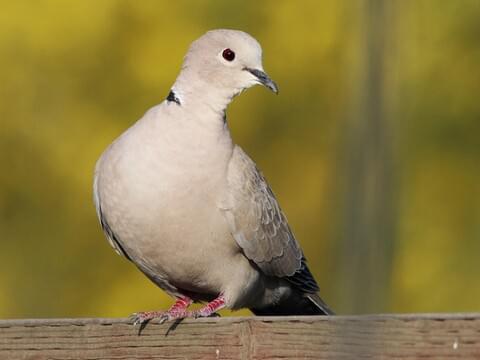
left=244, top=68, right=279, bottom=94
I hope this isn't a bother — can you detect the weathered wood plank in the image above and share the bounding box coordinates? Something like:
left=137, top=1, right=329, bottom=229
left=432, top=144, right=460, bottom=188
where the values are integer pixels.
left=0, top=314, right=479, bottom=359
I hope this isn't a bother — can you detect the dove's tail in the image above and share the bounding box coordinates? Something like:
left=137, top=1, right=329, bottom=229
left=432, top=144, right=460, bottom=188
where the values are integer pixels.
left=305, top=293, right=335, bottom=315
left=250, top=292, right=334, bottom=316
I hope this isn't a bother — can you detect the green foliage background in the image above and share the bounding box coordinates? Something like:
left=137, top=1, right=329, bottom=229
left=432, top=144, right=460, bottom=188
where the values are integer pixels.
left=1, top=1, right=479, bottom=318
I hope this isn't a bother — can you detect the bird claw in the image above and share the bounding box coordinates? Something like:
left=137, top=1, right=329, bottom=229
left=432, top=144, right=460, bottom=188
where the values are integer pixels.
left=131, top=310, right=189, bottom=326
left=157, top=313, right=171, bottom=324
left=192, top=310, right=206, bottom=319
left=191, top=310, right=221, bottom=319
left=131, top=311, right=164, bottom=326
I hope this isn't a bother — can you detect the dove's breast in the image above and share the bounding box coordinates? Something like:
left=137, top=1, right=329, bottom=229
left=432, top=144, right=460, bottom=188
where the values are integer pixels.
left=95, top=104, right=253, bottom=297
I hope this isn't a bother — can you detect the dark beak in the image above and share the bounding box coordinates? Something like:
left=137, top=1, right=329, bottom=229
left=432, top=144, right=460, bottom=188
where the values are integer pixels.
left=244, top=68, right=279, bottom=94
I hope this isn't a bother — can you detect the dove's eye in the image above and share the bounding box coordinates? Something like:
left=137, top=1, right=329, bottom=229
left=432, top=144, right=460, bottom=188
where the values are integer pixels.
left=222, top=48, right=235, bottom=61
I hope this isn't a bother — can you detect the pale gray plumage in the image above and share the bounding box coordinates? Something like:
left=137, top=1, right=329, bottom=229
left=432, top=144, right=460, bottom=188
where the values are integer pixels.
left=224, top=146, right=302, bottom=277
left=94, top=29, right=332, bottom=320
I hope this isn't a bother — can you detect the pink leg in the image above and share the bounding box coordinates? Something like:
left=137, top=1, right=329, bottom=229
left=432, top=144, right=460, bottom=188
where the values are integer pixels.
left=189, top=294, right=226, bottom=318
left=132, top=297, right=192, bottom=325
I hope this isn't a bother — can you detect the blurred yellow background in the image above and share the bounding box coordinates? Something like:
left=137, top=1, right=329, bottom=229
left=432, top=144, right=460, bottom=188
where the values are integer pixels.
left=1, top=0, right=479, bottom=319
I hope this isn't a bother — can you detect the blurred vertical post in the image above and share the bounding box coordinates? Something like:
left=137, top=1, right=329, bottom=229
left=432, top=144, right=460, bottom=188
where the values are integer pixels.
left=337, top=0, right=397, bottom=313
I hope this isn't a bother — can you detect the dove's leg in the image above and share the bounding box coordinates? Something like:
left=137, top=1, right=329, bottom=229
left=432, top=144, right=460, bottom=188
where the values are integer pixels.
left=190, top=294, right=226, bottom=318
left=132, top=296, right=192, bottom=325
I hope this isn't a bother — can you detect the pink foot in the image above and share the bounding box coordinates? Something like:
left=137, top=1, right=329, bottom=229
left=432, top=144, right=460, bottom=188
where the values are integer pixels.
left=190, top=295, right=226, bottom=318
left=132, top=297, right=192, bottom=325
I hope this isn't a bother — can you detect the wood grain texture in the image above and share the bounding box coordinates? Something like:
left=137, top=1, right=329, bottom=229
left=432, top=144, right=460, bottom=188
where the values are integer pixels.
left=0, top=314, right=479, bottom=359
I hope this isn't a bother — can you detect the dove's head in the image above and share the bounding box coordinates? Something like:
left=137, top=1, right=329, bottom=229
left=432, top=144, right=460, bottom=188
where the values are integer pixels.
left=172, top=29, right=277, bottom=109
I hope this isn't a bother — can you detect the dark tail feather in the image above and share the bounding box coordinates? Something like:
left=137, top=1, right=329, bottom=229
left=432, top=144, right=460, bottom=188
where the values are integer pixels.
left=306, top=293, right=334, bottom=315
left=250, top=292, right=334, bottom=316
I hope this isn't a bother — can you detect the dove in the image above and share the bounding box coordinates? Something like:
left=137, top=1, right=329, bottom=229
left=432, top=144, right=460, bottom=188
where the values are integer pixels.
left=93, top=29, right=333, bottom=324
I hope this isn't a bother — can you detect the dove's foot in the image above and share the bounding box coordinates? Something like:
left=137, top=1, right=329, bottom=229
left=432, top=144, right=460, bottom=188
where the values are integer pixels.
left=131, top=295, right=225, bottom=324
left=132, top=297, right=192, bottom=325
left=132, top=310, right=164, bottom=325
left=191, top=295, right=226, bottom=318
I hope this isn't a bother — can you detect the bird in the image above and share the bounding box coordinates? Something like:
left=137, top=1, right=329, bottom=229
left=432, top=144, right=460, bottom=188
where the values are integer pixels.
left=93, top=29, right=333, bottom=324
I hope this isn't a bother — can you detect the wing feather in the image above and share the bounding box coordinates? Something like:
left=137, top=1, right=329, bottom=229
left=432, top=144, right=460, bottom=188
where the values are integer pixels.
left=223, top=146, right=315, bottom=284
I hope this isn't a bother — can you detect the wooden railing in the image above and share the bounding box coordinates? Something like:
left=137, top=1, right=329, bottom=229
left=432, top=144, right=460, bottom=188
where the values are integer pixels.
left=1, top=314, right=479, bottom=359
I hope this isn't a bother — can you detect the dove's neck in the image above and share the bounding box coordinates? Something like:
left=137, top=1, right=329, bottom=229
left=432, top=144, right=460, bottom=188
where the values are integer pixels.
left=171, top=71, right=239, bottom=121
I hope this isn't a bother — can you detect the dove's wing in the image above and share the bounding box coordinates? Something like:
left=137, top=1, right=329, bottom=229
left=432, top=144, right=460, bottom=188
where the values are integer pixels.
left=223, top=146, right=319, bottom=293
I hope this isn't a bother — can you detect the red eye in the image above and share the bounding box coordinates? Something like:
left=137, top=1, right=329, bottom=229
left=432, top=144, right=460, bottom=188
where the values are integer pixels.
left=222, top=48, right=235, bottom=61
